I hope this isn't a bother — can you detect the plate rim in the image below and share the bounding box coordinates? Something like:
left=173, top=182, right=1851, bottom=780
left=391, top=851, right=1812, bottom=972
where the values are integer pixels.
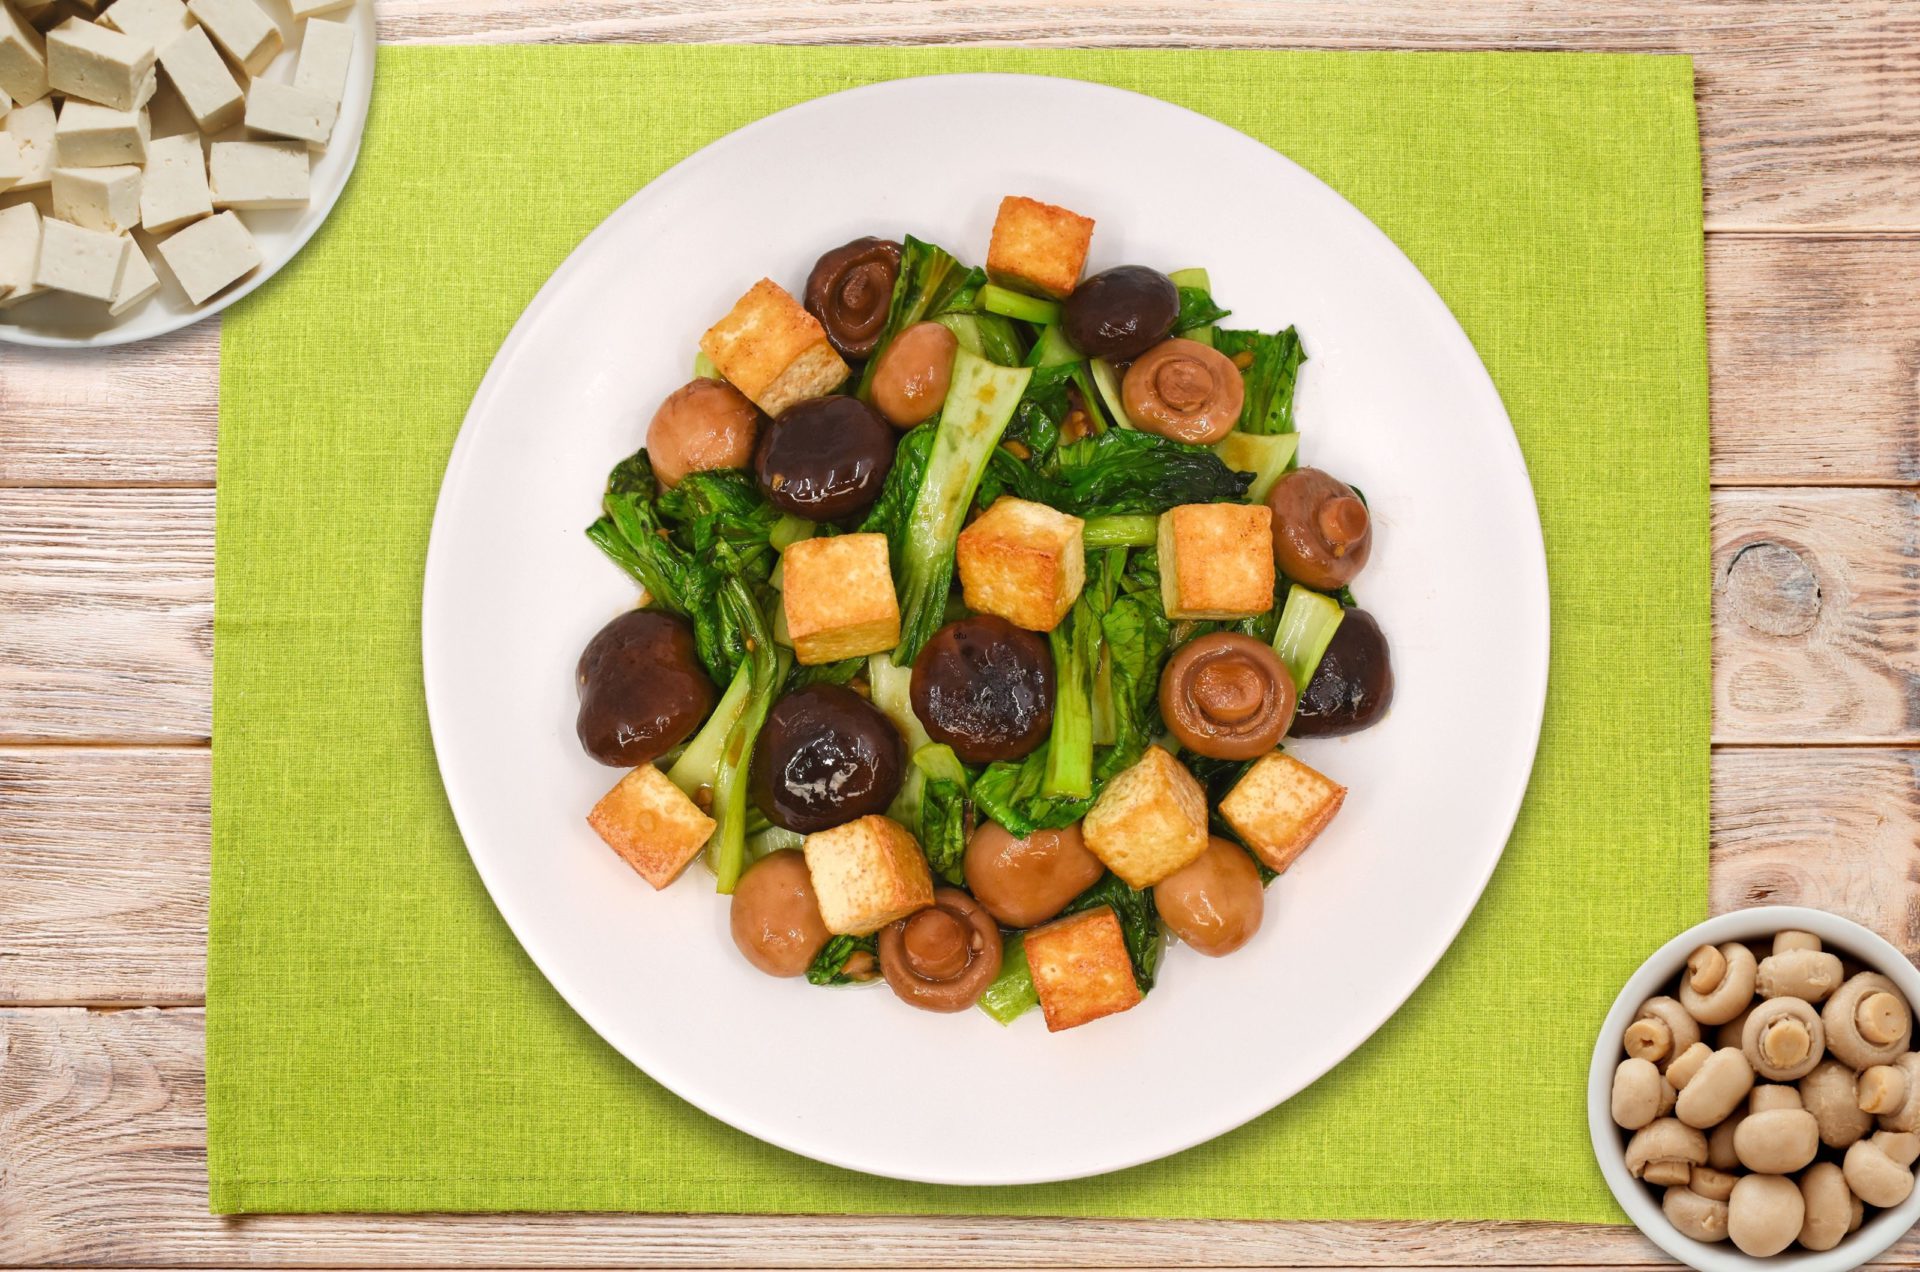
left=421, top=70, right=1552, bottom=1186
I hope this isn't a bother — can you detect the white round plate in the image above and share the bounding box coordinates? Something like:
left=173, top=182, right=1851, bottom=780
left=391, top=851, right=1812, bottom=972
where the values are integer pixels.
left=423, top=73, right=1550, bottom=1186
left=0, top=0, right=375, bottom=348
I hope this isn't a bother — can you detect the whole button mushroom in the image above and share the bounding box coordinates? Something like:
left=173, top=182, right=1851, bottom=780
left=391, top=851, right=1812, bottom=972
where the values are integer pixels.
left=1707, top=1109, right=1746, bottom=1172
left=1152, top=836, right=1266, bottom=957
left=753, top=396, right=897, bottom=523
left=1773, top=929, right=1823, bottom=955
left=1676, top=1047, right=1755, bottom=1129
left=1691, top=1165, right=1739, bottom=1202
left=1824, top=972, right=1913, bottom=1069
left=1743, top=996, right=1826, bottom=1081
left=804, top=236, right=902, bottom=360
left=1661, top=1186, right=1729, bottom=1244
left=1612, top=1057, right=1670, bottom=1130
left=1060, top=265, right=1180, bottom=360
left=1119, top=338, right=1246, bottom=444
left=1735, top=1085, right=1820, bottom=1174
left=1158, top=633, right=1296, bottom=760
left=1861, top=1054, right=1915, bottom=1123
left=1680, top=941, right=1758, bottom=1026
left=1798, top=1161, right=1856, bottom=1253
left=575, top=610, right=719, bottom=766
left=1290, top=609, right=1395, bottom=739
left=877, top=887, right=1003, bottom=1013
left=1687, top=943, right=1727, bottom=995
left=728, top=850, right=831, bottom=977
left=910, top=616, right=1055, bottom=764
left=1800, top=1058, right=1874, bottom=1148
left=1758, top=946, right=1844, bottom=1002
left=1666, top=1041, right=1712, bottom=1091
left=867, top=321, right=958, bottom=428
left=1844, top=1131, right=1919, bottom=1207
left=1627, top=996, right=1702, bottom=1069
left=1625, top=1117, right=1709, bottom=1187
left=1264, top=468, right=1373, bottom=592
left=1728, top=1174, right=1806, bottom=1257
left=646, top=378, right=763, bottom=489
left=963, top=819, right=1103, bottom=929
left=1716, top=1003, right=1758, bottom=1050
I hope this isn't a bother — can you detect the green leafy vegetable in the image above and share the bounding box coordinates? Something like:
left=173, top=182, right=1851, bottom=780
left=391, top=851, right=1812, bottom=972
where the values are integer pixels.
left=889, top=744, right=971, bottom=886
left=857, top=236, right=979, bottom=397
left=980, top=428, right=1251, bottom=518
left=806, top=933, right=878, bottom=986
left=1214, top=326, right=1306, bottom=435
left=857, top=422, right=935, bottom=555
left=1273, top=583, right=1345, bottom=691
left=1212, top=431, right=1299, bottom=503
left=1082, top=514, right=1160, bottom=549
left=980, top=282, right=1061, bottom=325
left=972, top=746, right=1094, bottom=836
left=978, top=933, right=1038, bottom=1024
left=1095, top=573, right=1171, bottom=780
left=1173, top=286, right=1230, bottom=335
left=706, top=582, right=786, bottom=894
left=665, top=659, right=752, bottom=797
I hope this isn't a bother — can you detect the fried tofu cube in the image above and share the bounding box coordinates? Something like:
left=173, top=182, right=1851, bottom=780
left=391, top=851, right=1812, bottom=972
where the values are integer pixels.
left=698, top=278, right=848, bottom=418
left=586, top=763, right=715, bottom=889
left=1081, top=744, right=1208, bottom=888
left=955, top=496, right=1085, bottom=632
left=1218, top=751, right=1346, bottom=875
left=1157, top=502, right=1275, bottom=619
left=1024, top=907, right=1142, bottom=1032
left=986, top=194, right=1093, bottom=300
left=802, top=814, right=933, bottom=936
left=780, top=532, right=900, bottom=665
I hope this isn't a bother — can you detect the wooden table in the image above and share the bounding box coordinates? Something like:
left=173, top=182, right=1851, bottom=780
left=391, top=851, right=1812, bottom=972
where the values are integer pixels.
left=3, top=1, right=1917, bottom=1265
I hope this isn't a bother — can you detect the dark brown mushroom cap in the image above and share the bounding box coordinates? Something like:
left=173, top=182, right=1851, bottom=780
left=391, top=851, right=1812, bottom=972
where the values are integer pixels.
left=1061, top=265, right=1179, bottom=360
left=751, top=683, right=906, bottom=834
left=910, top=616, right=1055, bottom=764
left=575, top=609, right=717, bottom=766
left=1121, top=339, right=1245, bottom=444
left=1290, top=609, right=1394, bottom=738
left=804, top=237, right=902, bottom=360
left=753, top=396, right=896, bottom=523
left=1158, top=632, right=1295, bottom=759
left=878, top=887, right=1004, bottom=1012
left=1265, top=467, right=1373, bottom=591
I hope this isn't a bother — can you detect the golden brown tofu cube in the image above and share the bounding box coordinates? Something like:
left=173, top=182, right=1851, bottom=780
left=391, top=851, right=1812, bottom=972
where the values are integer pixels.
left=802, top=814, right=934, bottom=935
left=1157, top=502, right=1276, bottom=619
left=780, top=533, right=900, bottom=665
left=955, top=496, right=1086, bottom=632
left=986, top=195, right=1094, bottom=300
left=1218, top=751, right=1347, bottom=875
left=698, top=278, right=849, bottom=417
left=585, top=764, right=716, bottom=889
left=1025, top=906, right=1143, bottom=1032
left=1081, top=744, right=1209, bottom=888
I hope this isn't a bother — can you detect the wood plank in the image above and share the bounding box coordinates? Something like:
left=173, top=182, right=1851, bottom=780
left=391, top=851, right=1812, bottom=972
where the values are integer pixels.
left=0, top=490, right=212, bottom=744
left=1714, top=488, right=1920, bottom=744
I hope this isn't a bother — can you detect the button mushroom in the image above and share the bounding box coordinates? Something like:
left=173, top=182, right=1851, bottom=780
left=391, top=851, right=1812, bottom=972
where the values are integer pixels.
left=804, top=236, right=901, bottom=360
left=963, top=819, right=1104, bottom=929
left=1158, top=632, right=1296, bottom=760
left=867, top=321, right=958, bottom=428
left=1798, top=1161, right=1856, bottom=1252
left=1708, top=1109, right=1746, bottom=1172
left=1613, top=1057, right=1670, bottom=1130
left=1119, top=338, right=1245, bottom=444
left=1676, top=1047, right=1755, bottom=1129
left=1691, top=1165, right=1738, bottom=1201
left=1662, top=1186, right=1729, bottom=1244
left=646, top=378, right=763, bottom=489
left=1861, top=1056, right=1913, bottom=1120
left=1758, top=945, right=1844, bottom=1002
left=1289, top=608, right=1395, bottom=739
left=1687, top=943, right=1728, bottom=995
left=750, top=683, right=906, bottom=834
left=1627, top=996, right=1702, bottom=1069
left=729, top=850, right=831, bottom=977
left=1060, top=265, right=1179, bottom=360
left=1773, top=929, right=1823, bottom=956
left=1680, top=941, right=1758, bottom=1026
left=877, top=887, right=1003, bottom=1012
left=1801, top=1058, right=1874, bottom=1148
left=1264, top=468, right=1372, bottom=592
left=1626, top=1117, right=1709, bottom=1187
left=1743, top=996, right=1826, bottom=1081
left=1825, top=972, right=1914, bottom=1069
left=575, top=609, right=719, bottom=766
left=754, top=396, right=897, bottom=523
left=1728, top=1174, right=1806, bottom=1257
left=1735, top=1085, right=1820, bottom=1174
left=1716, top=1003, right=1758, bottom=1050
left=1844, top=1130, right=1919, bottom=1207
left=1152, top=836, right=1265, bottom=957
left=1667, top=1041, right=1712, bottom=1091
left=910, top=616, right=1055, bottom=764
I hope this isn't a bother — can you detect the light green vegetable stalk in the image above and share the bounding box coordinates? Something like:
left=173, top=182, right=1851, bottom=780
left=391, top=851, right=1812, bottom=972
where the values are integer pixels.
left=1083, top=514, right=1160, bottom=549
left=980, top=282, right=1061, bottom=325
left=1042, top=596, right=1099, bottom=800
left=1213, top=432, right=1299, bottom=503
left=978, top=933, right=1038, bottom=1025
left=1087, top=357, right=1128, bottom=429
left=692, top=350, right=721, bottom=379
left=867, top=652, right=934, bottom=753
left=707, top=583, right=788, bottom=894
left=891, top=349, right=1033, bottom=664
left=1273, top=583, right=1345, bottom=691
left=665, top=660, right=754, bottom=797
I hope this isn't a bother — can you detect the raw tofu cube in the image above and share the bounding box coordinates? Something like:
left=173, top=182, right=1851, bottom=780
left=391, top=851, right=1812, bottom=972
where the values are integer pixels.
left=986, top=195, right=1094, bottom=300
left=1024, top=907, right=1142, bottom=1032
left=0, top=2, right=47, bottom=108
left=698, top=278, right=848, bottom=418
left=185, top=0, right=276, bottom=74
left=243, top=77, right=333, bottom=144
left=155, top=206, right=254, bottom=301
left=1217, top=751, right=1346, bottom=876
left=208, top=136, right=304, bottom=207
left=48, top=18, right=155, bottom=111
left=585, top=763, right=716, bottom=890
left=157, top=25, right=240, bottom=132
left=0, top=200, right=41, bottom=301
left=289, top=0, right=352, bottom=17
left=1, top=94, right=51, bottom=188
left=34, top=216, right=127, bottom=299
left=140, top=129, right=206, bottom=231
left=1157, top=502, right=1275, bottom=619
left=107, top=236, right=155, bottom=313
left=1081, top=744, right=1208, bottom=888
left=802, top=815, right=933, bottom=936
left=779, top=533, right=900, bottom=666
left=55, top=99, right=147, bottom=165
left=0, top=131, right=21, bottom=189
left=101, top=0, right=192, bottom=47
left=52, top=162, right=140, bottom=230
left=955, top=496, right=1086, bottom=632
left=291, top=16, right=351, bottom=105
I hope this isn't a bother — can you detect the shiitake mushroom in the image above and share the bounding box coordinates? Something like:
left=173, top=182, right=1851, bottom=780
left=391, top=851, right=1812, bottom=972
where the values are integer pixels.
left=1290, top=609, right=1394, bottom=738
left=910, top=616, right=1055, bottom=764
left=753, top=396, right=895, bottom=522
left=751, top=683, right=905, bottom=834
left=1266, top=467, right=1372, bottom=591
left=804, top=237, right=901, bottom=360
left=575, top=609, right=717, bottom=766
left=1060, top=265, right=1179, bottom=361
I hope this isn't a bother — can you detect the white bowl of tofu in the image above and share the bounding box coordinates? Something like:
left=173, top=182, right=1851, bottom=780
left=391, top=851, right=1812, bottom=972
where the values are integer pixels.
left=0, top=0, right=373, bottom=346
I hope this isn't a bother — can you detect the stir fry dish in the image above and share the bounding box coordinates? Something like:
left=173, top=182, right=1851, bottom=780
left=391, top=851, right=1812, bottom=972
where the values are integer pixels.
left=575, top=195, right=1394, bottom=1032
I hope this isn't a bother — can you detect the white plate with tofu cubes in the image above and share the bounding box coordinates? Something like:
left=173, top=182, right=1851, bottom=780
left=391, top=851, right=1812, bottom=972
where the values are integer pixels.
left=0, top=0, right=372, bottom=347
left=422, top=74, right=1550, bottom=1185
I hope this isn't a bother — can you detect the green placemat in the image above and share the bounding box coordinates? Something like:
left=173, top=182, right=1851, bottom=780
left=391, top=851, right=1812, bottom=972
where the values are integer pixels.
left=209, top=45, right=1709, bottom=1219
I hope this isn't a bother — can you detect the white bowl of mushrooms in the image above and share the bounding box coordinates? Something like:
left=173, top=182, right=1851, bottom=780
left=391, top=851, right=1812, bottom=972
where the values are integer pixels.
left=1591, top=906, right=1920, bottom=1270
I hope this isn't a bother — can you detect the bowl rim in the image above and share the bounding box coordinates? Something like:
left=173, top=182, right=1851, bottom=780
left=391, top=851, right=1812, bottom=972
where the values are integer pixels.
left=1590, top=905, right=1920, bottom=1271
